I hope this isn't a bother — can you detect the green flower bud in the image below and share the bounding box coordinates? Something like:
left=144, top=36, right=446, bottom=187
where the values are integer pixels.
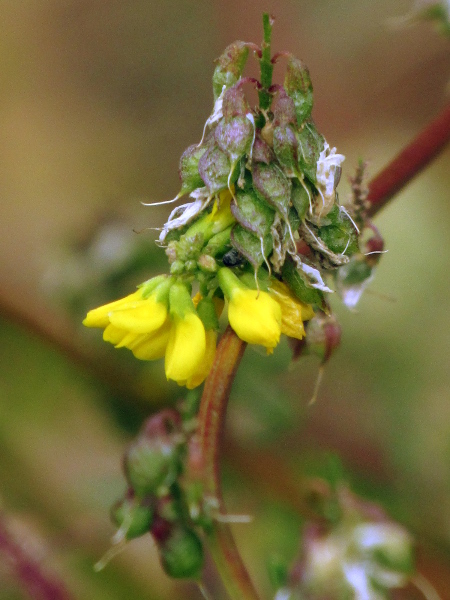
left=124, top=411, right=183, bottom=496
left=231, top=188, right=275, bottom=238
left=197, top=254, right=218, bottom=272
left=212, top=41, right=249, bottom=100
left=170, top=260, right=185, bottom=275
left=111, top=494, right=154, bottom=540
left=178, top=144, right=208, bottom=197
left=252, top=162, right=292, bottom=221
left=284, top=56, right=314, bottom=125
left=159, top=526, right=204, bottom=579
left=125, top=437, right=181, bottom=496
left=296, top=121, right=324, bottom=184
left=202, top=226, right=233, bottom=258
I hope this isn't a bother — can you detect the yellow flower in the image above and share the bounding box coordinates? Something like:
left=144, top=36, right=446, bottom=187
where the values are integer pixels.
left=164, top=283, right=206, bottom=387
left=184, top=329, right=217, bottom=389
left=83, top=276, right=172, bottom=358
left=268, top=280, right=314, bottom=340
left=218, top=267, right=282, bottom=350
left=165, top=312, right=207, bottom=387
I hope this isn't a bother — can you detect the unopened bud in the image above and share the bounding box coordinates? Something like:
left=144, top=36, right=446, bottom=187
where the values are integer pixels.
left=111, top=493, right=154, bottom=540
left=159, top=526, right=204, bottom=579
left=124, top=411, right=183, bottom=496
left=197, top=254, right=218, bottom=272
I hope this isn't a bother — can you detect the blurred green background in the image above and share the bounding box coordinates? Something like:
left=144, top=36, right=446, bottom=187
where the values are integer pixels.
left=0, top=1, right=449, bottom=598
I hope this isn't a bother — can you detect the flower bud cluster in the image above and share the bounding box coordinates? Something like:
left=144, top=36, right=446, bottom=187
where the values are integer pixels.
left=110, top=409, right=207, bottom=580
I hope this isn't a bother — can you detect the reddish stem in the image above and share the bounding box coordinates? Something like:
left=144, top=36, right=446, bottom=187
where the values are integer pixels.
left=197, top=327, right=260, bottom=600
left=367, top=103, right=450, bottom=217
left=0, top=517, right=73, bottom=600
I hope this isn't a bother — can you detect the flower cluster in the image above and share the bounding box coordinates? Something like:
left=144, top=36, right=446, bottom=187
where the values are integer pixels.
left=84, top=34, right=377, bottom=388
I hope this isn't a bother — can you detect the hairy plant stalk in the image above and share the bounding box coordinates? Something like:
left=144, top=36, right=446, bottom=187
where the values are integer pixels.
left=197, top=327, right=260, bottom=600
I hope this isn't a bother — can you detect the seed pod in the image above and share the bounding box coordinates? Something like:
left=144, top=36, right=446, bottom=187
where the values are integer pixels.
left=178, top=144, right=208, bottom=197
left=273, top=124, right=298, bottom=176
left=317, top=205, right=359, bottom=256
left=111, top=493, right=154, bottom=540
left=252, top=162, right=292, bottom=221
left=215, top=116, right=254, bottom=166
left=281, top=258, right=324, bottom=306
left=230, top=224, right=272, bottom=270
left=284, top=56, right=314, bottom=125
left=221, top=85, right=250, bottom=120
left=212, top=41, right=250, bottom=101
left=296, top=121, right=325, bottom=184
left=231, top=188, right=275, bottom=238
left=159, top=526, right=204, bottom=579
left=291, top=180, right=311, bottom=221
left=252, top=135, right=275, bottom=164
left=272, top=89, right=297, bottom=127
left=198, top=144, right=234, bottom=194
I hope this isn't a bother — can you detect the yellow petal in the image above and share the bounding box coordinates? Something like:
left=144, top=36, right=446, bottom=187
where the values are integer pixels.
left=109, top=297, right=167, bottom=333
left=131, top=320, right=172, bottom=361
left=269, top=280, right=314, bottom=340
left=165, top=313, right=206, bottom=385
left=228, top=288, right=281, bottom=349
left=103, top=323, right=129, bottom=345
left=185, top=329, right=217, bottom=389
left=83, top=290, right=142, bottom=328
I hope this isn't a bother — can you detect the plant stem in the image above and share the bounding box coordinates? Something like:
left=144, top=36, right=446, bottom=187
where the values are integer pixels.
left=367, top=103, right=450, bottom=217
left=0, top=516, right=73, bottom=600
left=257, top=13, right=274, bottom=126
left=197, top=327, right=260, bottom=600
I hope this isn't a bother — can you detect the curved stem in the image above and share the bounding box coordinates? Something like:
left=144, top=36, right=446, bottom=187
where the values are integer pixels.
left=368, top=103, right=450, bottom=217
left=198, top=327, right=260, bottom=600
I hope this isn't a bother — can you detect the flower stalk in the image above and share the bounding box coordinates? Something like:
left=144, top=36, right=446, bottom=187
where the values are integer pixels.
left=197, top=327, right=261, bottom=600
